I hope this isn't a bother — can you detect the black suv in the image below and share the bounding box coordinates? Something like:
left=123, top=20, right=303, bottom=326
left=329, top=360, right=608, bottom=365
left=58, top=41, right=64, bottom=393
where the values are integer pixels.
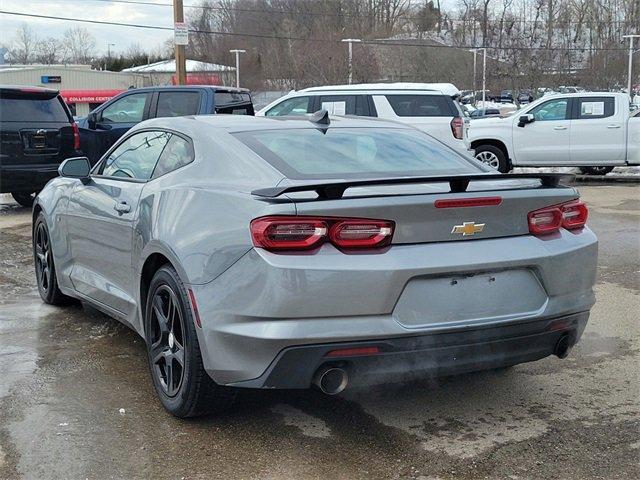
left=1, top=86, right=80, bottom=206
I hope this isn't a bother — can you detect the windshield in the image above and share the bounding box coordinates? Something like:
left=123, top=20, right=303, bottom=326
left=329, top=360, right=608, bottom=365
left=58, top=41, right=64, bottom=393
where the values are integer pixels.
left=234, top=127, right=480, bottom=179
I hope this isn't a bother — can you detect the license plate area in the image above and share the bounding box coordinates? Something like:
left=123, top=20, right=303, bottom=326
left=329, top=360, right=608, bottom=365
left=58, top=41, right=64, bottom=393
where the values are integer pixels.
left=21, top=129, right=60, bottom=154
left=394, top=269, right=547, bottom=329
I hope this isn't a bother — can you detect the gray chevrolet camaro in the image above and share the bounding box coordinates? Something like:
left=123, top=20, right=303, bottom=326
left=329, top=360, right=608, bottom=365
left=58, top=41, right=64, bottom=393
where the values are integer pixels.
left=32, top=112, right=597, bottom=417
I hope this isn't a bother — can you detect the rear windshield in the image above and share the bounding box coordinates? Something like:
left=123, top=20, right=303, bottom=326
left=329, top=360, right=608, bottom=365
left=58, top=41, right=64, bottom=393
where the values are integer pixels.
left=0, top=95, right=70, bottom=122
left=234, top=127, right=479, bottom=179
left=215, top=92, right=251, bottom=105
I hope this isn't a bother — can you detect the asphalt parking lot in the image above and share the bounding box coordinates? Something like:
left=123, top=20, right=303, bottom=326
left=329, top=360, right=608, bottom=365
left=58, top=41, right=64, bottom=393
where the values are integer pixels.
left=0, top=185, right=638, bottom=480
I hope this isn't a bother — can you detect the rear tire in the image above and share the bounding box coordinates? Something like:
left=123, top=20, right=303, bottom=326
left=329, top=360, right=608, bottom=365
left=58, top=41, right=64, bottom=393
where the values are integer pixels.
left=145, top=265, right=236, bottom=418
left=12, top=191, right=36, bottom=208
left=579, top=166, right=614, bottom=176
left=474, top=145, right=510, bottom=173
left=33, top=213, right=74, bottom=305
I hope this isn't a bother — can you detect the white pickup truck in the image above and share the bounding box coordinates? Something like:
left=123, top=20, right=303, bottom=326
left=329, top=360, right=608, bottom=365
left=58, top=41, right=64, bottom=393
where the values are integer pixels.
left=468, top=92, right=640, bottom=174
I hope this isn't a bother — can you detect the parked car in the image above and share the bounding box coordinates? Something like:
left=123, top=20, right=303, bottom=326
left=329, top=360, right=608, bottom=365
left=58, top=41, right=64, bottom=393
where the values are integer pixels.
left=77, top=85, right=254, bottom=163
left=468, top=92, right=639, bottom=173
left=469, top=107, right=502, bottom=119
left=500, top=90, right=514, bottom=103
left=34, top=113, right=597, bottom=417
left=256, top=83, right=469, bottom=155
left=459, top=90, right=475, bottom=104
left=0, top=86, right=81, bottom=207
left=517, top=91, right=534, bottom=104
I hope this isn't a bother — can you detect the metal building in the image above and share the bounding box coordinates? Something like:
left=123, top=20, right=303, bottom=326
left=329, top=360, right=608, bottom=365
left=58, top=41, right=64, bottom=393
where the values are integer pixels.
left=0, top=64, right=147, bottom=116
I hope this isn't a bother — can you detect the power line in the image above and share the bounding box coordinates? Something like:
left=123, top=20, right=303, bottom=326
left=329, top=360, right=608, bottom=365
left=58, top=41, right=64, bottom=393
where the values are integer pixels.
left=51, top=0, right=636, bottom=26
left=0, top=9, right=631, bottom=52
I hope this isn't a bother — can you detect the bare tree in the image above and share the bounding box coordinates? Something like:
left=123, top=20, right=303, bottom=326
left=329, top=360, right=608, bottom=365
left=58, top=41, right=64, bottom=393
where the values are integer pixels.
left=10, top=23, right=38, bottom=64
left=61, top=27, right=96, bottom=64
left=35, top=37, right=60, bottom=64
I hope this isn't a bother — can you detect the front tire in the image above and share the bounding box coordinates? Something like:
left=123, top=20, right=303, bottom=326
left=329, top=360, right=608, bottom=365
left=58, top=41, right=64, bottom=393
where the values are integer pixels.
left=474, top=145, right=510, bottom=173
left=579, top=166, right=614, bottom=176
left=33, top=213, right=73, bottom=305
left=12, top=191, right=36, bottom=207
left=145, top=265, right=236, bottom=418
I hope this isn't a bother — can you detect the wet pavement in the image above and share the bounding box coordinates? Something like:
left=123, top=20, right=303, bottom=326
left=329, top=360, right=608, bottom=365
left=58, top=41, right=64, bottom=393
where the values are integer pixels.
left=0, top=186, right=638, bottom=480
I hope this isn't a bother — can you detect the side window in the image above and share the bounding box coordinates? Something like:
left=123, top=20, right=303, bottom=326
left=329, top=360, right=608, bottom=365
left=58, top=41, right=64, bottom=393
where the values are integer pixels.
left=265, top=96, right=311, bottom=116
left=576, top=97, right=614, bottom=120
left=101, top=131, right=171, bottom=180
left=385, top=95, right=453, bottom=117
left=152, top=135, right=194, bottom=179
left=156, top=91, right=201, bottom=118
left=101, top=93, right=149, bottom=123
left=317, top=95, right=368, bottom=116
left=529, top=99, right=569, bottom=121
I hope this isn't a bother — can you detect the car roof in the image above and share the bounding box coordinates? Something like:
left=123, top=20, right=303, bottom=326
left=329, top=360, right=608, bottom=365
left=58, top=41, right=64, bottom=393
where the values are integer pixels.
left=140, top=113, right=412, bottom=133
left=115, top=85, right=251, bottom=94
left=298, top=82, right=460, bottom=96
left=0, top=85, right=59, bottom=94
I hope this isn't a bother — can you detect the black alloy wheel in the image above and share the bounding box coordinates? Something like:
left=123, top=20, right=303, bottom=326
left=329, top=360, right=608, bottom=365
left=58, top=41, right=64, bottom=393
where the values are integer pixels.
left=145, top=265, right=236, bottom=417
left=34, top=221, right=52, bottom=294
left=149, top=284, right=186, bottom=397
left=33, top=213, right=72, bottom=305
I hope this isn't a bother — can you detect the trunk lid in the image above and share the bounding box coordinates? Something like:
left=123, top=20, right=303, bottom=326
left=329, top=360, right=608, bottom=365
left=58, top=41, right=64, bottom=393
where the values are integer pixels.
left=290, top=180, right=577, bottom=244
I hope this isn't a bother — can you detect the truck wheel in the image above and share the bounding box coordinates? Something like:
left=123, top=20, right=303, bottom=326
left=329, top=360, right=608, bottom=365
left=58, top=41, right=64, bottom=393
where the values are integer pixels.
left=474, top=145, right=510, bottom=173
left=579, top=166, right=614, bottom=176
left=11, top=191, right=36, bottom=207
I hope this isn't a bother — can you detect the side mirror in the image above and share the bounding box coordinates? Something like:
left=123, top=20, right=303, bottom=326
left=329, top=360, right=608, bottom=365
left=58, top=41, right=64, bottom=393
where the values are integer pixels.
left=59, top=157, right=91, bottom=184
left=87, top=111, right=98, bottom=129
left=518, top=113, right=535, bottom=127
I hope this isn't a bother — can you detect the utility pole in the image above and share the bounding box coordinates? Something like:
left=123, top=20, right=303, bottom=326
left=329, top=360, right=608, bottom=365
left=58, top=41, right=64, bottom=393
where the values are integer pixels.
left=173, top=0, right=187, bottom=85
left=341, top=38, right=361, bottom=85
left=623, top=35, right=640, bottom=101
left=229, top=49, right=246, bottom=88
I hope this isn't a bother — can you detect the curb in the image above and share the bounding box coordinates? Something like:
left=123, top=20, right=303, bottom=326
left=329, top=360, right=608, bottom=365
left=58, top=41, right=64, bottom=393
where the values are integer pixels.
left=573, top=175, right=640, bottom=184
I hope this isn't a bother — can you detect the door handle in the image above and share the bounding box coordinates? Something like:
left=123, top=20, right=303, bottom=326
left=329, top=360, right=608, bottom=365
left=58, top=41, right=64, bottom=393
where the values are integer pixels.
left=606, top=124, right=621, bottom=129
left=553, top=126, right=567, bottom=130
left=114, top=201, right=131, bottom=213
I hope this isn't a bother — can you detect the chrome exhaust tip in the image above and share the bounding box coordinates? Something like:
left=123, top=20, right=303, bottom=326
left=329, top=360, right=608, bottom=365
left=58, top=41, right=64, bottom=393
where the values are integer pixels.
left=313, top=366, right=349, bottom=395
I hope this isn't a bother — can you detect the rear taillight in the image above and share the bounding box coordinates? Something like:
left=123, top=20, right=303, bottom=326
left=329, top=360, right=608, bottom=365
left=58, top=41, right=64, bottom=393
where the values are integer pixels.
left=528, top=200, right=588, bottom=236
left=250, top=216, right=394, bottom=252
left=450, top=116, right=464, bottom=140
left=329, top=220, right=393, bottom=248
left=72, top=122, right=80, bottom=150
left=561, top=200, right=588, bottom=229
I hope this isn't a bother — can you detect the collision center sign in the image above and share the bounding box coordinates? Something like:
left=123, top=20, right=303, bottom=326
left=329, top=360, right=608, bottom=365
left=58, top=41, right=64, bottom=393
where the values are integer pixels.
left=174, top=22, right=189, bottom=45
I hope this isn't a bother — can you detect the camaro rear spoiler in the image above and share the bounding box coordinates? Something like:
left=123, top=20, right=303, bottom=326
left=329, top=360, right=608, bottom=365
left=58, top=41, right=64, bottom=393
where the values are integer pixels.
left=251, top=173, right=575, bottom=200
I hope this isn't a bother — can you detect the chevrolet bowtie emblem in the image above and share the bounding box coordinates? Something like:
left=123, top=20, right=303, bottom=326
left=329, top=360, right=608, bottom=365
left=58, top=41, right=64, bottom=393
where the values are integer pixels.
left=451, top=221, right=485, bottom=236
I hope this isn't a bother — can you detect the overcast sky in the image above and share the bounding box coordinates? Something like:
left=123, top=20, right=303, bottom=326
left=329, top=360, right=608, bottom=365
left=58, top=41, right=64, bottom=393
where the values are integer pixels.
left=1, top=0, right=176, bottom=55
left=1, top=0, right=459, bottom=56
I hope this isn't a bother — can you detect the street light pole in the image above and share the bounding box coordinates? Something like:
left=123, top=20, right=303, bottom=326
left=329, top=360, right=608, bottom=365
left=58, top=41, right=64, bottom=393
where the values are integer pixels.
left=229, top=49, right=246, bottom=88
left=106, top=43, right=115, bottom=71
left=623, top=35, right=640, bottom=101
left=341, top=38, right=361, bottom=84
left=173, top=0, right=187, bottom=85
left=471, top=49, right=477, bottom=106
left=482, top=48, right=487, bottom=107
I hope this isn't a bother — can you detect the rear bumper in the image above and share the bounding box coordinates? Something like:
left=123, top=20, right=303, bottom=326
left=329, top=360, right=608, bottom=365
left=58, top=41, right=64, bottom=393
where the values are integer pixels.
left=0, top=164, right=60, bottom=193
left=191, top=228, right=597, bottom=386
left=229, top=311, right=589, bottom=389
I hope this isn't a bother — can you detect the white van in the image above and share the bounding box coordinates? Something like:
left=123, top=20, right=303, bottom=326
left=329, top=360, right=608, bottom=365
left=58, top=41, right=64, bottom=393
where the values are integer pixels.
left=256, top=83, right=469, bottom=154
